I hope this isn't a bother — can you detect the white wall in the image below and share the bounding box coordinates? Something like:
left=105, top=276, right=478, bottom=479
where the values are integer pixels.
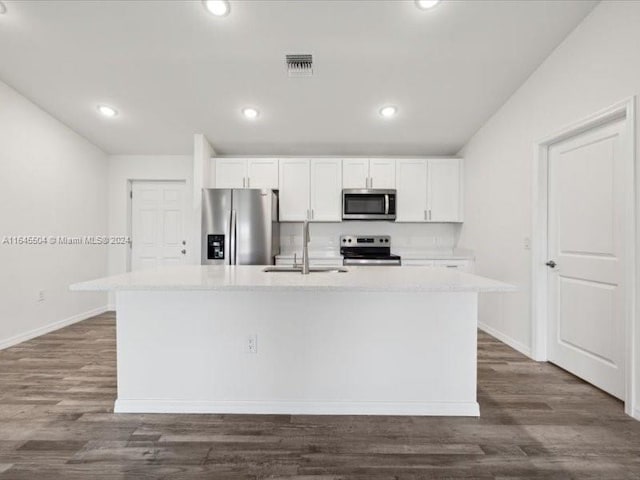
left=457, top=1, right=640, bottom=410
left=0, top=80, right=109, bottom=349
left=107, top=155, right=193, bottom=281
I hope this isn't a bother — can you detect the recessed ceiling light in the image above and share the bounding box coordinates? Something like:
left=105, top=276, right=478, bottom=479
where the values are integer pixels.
left=242, top=107, right=259, bottom=120
left=203, top=0, right=230, bottom=16
left=97, top=105, right=118, bottom=118
left=0, top=2, right=7, bottom=15
left=379, top=106, right=398, bottom=118
left=415, top=0, right=441, bottom=10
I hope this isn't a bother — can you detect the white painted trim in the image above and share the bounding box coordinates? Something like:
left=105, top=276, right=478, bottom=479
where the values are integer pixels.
left=479, top=322, right=532, bottom=358
left=0, top=305, right=109, bottom=351
left=531, top=97, right=637, bottom=418
left=114, top=399, right=480, bottom=416
left=633, top=408, right=640, bottom=421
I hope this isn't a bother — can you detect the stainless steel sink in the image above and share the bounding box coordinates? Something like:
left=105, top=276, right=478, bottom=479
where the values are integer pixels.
left=262, top=266, right=348, bottom=273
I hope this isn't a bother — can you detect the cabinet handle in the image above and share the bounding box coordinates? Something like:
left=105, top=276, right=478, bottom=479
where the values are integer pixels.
left=428, top=210, right=432, bottom=221
left=246, top=177, right=250, bottom=188
left=424, top=210, right=427, bottom=221
left=242, top=177, right=246, bottom=188
left=370, top=177, right=373, bottom=188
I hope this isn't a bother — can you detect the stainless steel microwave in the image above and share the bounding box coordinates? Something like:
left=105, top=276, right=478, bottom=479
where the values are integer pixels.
left=342, top=189, right=396, bottom=221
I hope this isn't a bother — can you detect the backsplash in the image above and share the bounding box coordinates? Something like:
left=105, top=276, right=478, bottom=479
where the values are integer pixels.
left=280, top=222, right=462, bottom=255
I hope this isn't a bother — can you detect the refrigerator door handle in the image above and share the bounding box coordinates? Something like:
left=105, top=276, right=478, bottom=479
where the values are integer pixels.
left=230, top=210, right=237, bottom=265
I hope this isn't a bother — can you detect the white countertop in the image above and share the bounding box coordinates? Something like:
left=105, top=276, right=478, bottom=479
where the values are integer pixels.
left=71, top=265, right=515, bottom=293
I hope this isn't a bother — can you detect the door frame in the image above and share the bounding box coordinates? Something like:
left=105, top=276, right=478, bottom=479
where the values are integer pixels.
left=127, top=179, right=188, bottom=272
left=531, top=97, right=637, bottom=417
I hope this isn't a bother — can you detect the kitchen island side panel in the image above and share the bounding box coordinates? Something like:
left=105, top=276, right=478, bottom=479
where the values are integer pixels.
left=114, top=290, right=479, bottom=416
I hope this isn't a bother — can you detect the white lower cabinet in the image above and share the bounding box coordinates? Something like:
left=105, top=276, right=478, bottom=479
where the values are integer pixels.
left=402, top=258, right=474, bottom=272
left=276, top=257, right=343, bottom=268
left=279, top=158, right=342, bottom=222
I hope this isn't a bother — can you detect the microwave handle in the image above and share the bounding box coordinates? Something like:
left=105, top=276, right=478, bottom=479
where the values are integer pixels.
left=384, top=194, right=389, bottom=215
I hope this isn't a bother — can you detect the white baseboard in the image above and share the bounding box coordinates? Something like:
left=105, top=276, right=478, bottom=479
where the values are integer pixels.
left=0, top=305, right=110, bottom=351
left=478, top=321, right=532, bottom=358
left=114, top=399, right=480, bottom=417
left=633, top=407, right=640, bottom=421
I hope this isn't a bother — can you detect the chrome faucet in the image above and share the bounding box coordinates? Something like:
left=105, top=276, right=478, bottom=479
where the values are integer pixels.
left=301, top=220, right=310, bottom=274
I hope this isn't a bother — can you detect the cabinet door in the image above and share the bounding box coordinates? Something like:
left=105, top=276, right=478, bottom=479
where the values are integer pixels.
left=342, top=158, right=369, bottom=189
left=428, top=159, right=462, bottom=222
left=395, top=159, right=428, bottom=222
left=247, top=158, right=279, bottom=189
left=278, top=159, right=310, bottom=221
left=310, top=159, right=342, bottom=222
left=369, top=158, right=395, bottom=189
left=215, top=159, right=247, bottom=188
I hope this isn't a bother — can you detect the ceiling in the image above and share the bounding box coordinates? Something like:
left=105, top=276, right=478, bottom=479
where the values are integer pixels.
left=0, top=0, right=597, bottom=156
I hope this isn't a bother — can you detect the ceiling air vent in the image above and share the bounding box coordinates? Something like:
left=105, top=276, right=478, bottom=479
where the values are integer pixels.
left=286, top=54, right=313, bottom=77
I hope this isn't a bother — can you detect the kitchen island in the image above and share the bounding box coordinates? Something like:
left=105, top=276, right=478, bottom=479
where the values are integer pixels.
left=71, top=265, right=515, bottom=416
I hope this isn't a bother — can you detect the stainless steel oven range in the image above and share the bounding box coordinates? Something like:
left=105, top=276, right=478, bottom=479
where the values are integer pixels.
left=340, top=235, right=401, bottom=266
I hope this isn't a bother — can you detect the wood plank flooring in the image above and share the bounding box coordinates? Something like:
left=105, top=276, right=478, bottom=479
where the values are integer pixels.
left=1, top=311, right=639, bottom=479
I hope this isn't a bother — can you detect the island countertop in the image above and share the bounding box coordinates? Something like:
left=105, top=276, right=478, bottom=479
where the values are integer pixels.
left=70, top=265, right=516, bottom=293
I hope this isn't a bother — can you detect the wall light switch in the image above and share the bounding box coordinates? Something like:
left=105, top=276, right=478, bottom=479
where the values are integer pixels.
left=524, top=237, right=531, bottom=250
left=37, top=290, right=45, bottom=302
left=246, top=334, right=258, bottom=354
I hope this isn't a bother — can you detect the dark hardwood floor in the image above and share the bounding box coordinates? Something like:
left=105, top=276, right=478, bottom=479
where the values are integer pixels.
left=0, top=312, right=639, bottom=479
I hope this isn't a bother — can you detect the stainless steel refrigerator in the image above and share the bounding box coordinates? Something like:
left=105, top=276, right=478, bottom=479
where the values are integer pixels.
left=201, top=189, right=280, bottom=265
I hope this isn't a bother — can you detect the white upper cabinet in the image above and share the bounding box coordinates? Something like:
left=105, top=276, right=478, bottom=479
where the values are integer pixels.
left=368, top=158, right=396, bottom=189
left=279, top=159, right=342, bottom=222
left=310, top=159, right=342, bottom=222
left=342, top=158, right=395, bottom=189
left=396, top=159, right=428, bottom=222
left=342, top=159, right=369, bottom=189
left=215, top=159, right=246, bottom=188
left=247, top=158, right=279, bottom=189
left=215, top=158, right=279, bottom=189
left=396, top=158, right=463, bottom=222
left=428, top=158, right=463, bottom=222
left=278, top=159, right=310, bottom=222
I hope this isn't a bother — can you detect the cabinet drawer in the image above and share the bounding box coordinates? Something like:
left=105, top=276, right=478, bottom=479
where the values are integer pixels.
left=433, top=260, right=473, bottom=272
left=402, top=259, right=435, bottom=267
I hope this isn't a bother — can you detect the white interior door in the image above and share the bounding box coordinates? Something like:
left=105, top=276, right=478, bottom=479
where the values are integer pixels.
left=310, top=159, right=342, bottom=221
left=547, top=119, right=626, bottom=399
left=131, top=181, right=187, bottom=271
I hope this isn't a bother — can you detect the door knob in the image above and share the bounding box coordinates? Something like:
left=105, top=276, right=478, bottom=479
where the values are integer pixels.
left=545, top=260, right=556, bottom=268
left=181, top=249, right=187, bottom=255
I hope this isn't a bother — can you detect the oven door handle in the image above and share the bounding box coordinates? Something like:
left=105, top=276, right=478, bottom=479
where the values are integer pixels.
left=384, top=194, right=389, bottom=215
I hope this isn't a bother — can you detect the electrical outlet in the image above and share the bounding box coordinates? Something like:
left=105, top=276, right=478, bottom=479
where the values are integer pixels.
left=246, top=334, right=257, bottom=354
left=37, top=290, right=45, bottom=302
